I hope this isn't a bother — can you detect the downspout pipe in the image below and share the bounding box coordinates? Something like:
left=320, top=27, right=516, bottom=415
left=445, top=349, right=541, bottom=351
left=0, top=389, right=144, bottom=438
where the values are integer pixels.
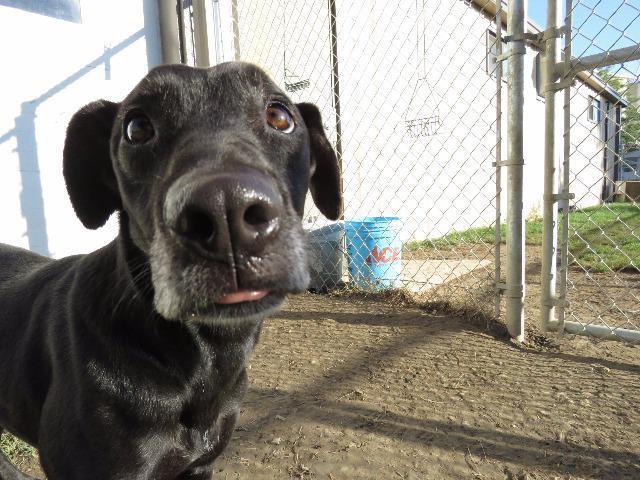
left=192, top=0, right=211, bottom=67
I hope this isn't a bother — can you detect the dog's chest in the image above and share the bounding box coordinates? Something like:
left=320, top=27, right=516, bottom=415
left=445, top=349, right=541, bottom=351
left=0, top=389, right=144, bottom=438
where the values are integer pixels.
left=176, top=353, right=247, bottom=451
left=138, top=372, right=244, bottom=478
left=178, top=410, right=230, bottom=456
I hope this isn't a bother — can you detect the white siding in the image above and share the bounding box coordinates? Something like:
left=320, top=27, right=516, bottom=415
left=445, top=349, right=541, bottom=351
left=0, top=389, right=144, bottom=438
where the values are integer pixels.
left=233, top=0, right=501, bottom=238
left=568, top=82, right=619, bottom=208
left=0, top=1, right=161, bottom=257
left=229, top=0, right=616, bottom=240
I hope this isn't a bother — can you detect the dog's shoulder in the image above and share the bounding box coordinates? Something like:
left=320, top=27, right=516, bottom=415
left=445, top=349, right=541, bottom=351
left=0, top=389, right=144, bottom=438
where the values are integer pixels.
left=0, top=243, right=89, bottom=292
left=0, top=243, right=52, bottom=283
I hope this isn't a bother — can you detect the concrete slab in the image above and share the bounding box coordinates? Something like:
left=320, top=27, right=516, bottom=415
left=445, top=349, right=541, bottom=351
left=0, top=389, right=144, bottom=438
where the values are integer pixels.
left=400, top=259, right=492, bottom=293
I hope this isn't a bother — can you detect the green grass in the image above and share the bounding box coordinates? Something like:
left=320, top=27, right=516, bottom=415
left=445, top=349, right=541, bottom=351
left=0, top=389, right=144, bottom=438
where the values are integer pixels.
left=566, top=204, right=640, bottom=272
left=405, top=222, right=543, bottom=249
left=406, top=203, right=640, bottom=273
left=0, top=432, right=38, bottom=472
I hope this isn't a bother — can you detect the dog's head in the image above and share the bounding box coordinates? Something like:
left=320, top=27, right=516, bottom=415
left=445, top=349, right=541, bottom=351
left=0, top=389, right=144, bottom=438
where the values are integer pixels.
left=63, top=62, right=342, bottom=324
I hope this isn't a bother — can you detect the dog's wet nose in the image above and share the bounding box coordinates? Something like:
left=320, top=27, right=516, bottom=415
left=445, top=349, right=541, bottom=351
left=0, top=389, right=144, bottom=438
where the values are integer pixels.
left=168, top=171, right=283, bottom=256
left=234, top=195, right=281, bottom=247
left=173, top=206, right=219, bottom=251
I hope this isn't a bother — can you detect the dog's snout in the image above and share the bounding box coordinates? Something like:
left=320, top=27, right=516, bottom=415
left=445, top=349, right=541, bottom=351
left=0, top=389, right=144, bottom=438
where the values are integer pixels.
left=168, top=171, right=283, bottom=256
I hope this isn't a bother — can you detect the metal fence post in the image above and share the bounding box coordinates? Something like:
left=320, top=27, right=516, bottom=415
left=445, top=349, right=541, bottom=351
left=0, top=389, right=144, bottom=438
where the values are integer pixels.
left=540, top=0, right=563, bottom=332
left=494, top=1, right=503, bottom=319
left=231, top=0, right=241, bottom=60
left=176, top=0, right=188, bottom=64
left=191, top=0, right=210, bottom=67
left=157, top=0, right=181, bottom=64
left=506, top=0, right=526, bottom=342
left=557, top=0, right=573, bottom=335
left=328, top=0, right=343, bottom=177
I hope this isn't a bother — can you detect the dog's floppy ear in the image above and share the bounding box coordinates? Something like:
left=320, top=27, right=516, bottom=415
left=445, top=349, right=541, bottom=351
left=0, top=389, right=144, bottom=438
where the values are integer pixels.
left=63, top=100, right=121, bottom=229
left=297, top=103, right=343, bottom=220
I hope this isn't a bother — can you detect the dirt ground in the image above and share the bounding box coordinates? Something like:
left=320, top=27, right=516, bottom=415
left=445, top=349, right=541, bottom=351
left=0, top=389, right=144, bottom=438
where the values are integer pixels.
left=6, top=248, right=640, bottom=479
left=212, top=292, right=639, bottom=480
left=212, top=246, right=640, bottom=479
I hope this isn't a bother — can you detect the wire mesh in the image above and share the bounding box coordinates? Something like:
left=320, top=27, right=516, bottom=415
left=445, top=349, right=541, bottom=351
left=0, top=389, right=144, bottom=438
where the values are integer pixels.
left=229, top=0, right=503, bottom=312
left=560, top=0, right=640, bottom=342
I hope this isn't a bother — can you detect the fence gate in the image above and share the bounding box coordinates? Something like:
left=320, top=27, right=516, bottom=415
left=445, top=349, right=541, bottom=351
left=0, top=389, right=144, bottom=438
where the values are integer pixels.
left=541, top=0, right=640, bottom=343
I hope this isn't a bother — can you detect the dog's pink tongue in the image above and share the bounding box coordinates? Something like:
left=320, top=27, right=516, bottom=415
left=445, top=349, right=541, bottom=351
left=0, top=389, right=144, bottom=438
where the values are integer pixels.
left=216, top=290, right=268, bottom=305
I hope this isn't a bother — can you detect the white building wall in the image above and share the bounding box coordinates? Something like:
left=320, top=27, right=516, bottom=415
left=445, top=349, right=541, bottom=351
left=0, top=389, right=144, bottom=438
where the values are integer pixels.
left=566, top=89, right=601, bottom=207
left=229, top=0, right=617, bottom=240
left=335, top=1, right=499, bottom=239
left=567, top=82, right=619, bottom=208
left=2, top=0, right=614, bottom=257
left=233, top=0, right=504, bottom=238
left=0, top=1, right=161, bottom=258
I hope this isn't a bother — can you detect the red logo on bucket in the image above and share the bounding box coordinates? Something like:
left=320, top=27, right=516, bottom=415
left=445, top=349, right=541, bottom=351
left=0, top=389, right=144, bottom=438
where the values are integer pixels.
left=365, top=246, right=400, bottom=264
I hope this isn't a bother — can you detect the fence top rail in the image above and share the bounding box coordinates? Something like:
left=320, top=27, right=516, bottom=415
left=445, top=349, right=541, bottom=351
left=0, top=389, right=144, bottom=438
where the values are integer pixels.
left=471, top=0, right=628, bottom=106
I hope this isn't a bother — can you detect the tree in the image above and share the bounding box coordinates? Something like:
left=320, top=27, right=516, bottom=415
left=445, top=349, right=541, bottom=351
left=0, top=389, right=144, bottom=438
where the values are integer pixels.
left=597, top=68, right=640, bottom=153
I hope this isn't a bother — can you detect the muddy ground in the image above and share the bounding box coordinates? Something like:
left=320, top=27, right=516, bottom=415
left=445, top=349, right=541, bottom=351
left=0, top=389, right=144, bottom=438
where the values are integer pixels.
left=4, top=247, right=640, bottom=479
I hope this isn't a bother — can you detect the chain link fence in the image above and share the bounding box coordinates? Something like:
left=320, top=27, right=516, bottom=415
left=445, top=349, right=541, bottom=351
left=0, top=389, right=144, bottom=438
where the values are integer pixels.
left=543, top=0, right=640, bottom=343
left=229, top=0, right=504, bottom=315
left=179, top=0, right=640, bottom=344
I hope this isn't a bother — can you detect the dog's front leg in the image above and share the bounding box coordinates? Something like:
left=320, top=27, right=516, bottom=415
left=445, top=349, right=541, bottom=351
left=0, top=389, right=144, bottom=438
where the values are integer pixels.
left=37, top=390, right=151, bottom=480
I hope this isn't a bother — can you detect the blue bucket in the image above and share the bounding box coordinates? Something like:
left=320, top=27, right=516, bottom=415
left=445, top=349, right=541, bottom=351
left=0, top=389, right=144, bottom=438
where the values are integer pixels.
left=345, top=217, right=402, bottom=290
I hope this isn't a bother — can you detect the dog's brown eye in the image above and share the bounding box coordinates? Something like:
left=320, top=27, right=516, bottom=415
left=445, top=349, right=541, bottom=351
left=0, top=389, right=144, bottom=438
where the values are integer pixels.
left=125, top=115, right=154, bottom=144
left=266, top=103, right=295, bottom=133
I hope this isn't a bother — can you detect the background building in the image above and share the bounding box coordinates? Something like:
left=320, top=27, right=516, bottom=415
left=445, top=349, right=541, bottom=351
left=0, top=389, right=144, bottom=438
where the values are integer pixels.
left=0, top=0, right=627, bottom=257
left=0, top=0, right=162, bottom=257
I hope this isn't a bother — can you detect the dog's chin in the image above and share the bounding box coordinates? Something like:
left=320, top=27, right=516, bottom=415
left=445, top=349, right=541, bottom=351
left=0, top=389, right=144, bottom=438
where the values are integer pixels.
left=149, top=227, right=311, bottom=326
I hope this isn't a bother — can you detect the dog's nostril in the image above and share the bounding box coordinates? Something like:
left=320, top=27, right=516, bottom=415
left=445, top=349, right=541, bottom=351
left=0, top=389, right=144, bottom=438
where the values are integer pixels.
left=175, top=207, right=216, bottom=245
left=243, top=203, right=276, bottom=228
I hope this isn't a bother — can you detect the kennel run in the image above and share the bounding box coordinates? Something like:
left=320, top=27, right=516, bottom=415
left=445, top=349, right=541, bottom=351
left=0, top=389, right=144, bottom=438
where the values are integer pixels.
left=158, top=0, right=640, bottom=345
left=2, top=0, right=637, bottom=344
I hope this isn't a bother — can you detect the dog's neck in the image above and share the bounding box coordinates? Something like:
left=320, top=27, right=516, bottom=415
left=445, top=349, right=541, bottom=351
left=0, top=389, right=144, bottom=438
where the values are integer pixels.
left=86, top=213, right=264, bottom=375
left=67, top=224, right=261, bottom=440
left=116, top=212, right=156, bottom=304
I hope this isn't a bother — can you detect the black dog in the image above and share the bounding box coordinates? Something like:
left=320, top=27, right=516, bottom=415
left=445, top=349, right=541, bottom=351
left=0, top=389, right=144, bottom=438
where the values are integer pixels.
left=0, top=62, right=341, bottom=479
